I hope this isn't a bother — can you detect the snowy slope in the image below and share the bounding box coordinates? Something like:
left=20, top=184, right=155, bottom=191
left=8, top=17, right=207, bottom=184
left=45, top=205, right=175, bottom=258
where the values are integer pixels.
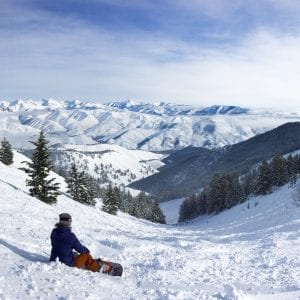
left=1, top=99, right=300, bottom=151
left=52, top=143, right=164, bottom=187
left=0, top=152, right=299, bottom=299
left=159, top=198, right=185, bottom=224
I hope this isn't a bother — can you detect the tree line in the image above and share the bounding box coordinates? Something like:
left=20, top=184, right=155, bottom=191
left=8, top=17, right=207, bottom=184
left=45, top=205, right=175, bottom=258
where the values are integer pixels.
left=0, top=132, right=165, bottom=224
left=179, top=153, right=300, bottom=222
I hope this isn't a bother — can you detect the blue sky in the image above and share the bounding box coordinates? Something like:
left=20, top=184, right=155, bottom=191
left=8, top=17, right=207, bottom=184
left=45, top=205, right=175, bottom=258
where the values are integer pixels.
left=1, top=0, right=300, bottom=108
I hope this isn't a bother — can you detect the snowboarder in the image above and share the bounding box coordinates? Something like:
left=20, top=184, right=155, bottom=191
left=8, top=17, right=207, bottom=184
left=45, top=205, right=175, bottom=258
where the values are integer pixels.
left=50, top=213, right=123, bottom=276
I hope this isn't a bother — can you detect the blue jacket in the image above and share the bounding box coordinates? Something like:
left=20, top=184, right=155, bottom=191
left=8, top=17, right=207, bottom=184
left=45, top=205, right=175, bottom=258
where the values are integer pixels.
left=50, top=225, right=89, bottom=266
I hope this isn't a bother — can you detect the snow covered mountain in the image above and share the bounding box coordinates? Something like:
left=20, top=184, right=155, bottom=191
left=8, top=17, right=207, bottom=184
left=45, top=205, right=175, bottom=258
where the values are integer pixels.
left=1, top=151, right=299, bottom=299
left=1, top=98, right=300, bottom=151
left=49, top=143, right=164, bottom=189
left=131, top=122, right=300, bottom=199
left=105, top=100, right=249, bottom=116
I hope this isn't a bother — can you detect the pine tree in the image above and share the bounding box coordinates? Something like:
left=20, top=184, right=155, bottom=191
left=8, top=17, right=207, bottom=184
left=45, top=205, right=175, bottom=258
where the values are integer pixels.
left=225, top=174, right=245, bottom=208
left=130, top=193, right=139, bottom=217
left=255, top=160, right=272, bottom=195
left=296, top=154, right=300, bottom=177
left=113, top=186, right=121, bottom=209
left=66, top=163, right=96, bottom=206
left=85, top=175, right=97, bottom=205
left=102, top=182, right=118, bottom=215
left=207, top=173, right=227, bottom=214
left=111, top=188, right=165, bottom=223
left=0, top=138, right=14, bottom=165
left=286, top=155, right=297, bottom=186
left=150, top=199, right=166, bottom=224
left=132, top=192, right=165, bottom=223
left=24, top=131, right=60, bottom=204
left=242, top=171, right=256, bottom=197
left=119, top=190, right=134, bottom=214
left=66, top=163, right=80, bottom=200
left=179, top=194, right=198, bottom=222
left=197, top=190, right=208, bottom=215
left=134, top=191, right=148, bottom=218
left=270, top=155, right=288, bottom=187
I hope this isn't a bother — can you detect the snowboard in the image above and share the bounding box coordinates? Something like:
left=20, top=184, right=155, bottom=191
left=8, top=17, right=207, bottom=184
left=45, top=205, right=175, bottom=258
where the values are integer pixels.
left=98, top=260, right=123, bottom=276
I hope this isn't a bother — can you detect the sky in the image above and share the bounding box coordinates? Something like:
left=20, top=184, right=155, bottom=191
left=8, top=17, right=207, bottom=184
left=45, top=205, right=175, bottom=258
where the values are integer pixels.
left=1, top=0, right=300, bottom=108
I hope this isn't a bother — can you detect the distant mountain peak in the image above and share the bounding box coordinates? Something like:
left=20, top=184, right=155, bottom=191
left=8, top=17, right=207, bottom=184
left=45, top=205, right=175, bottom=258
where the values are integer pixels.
left=130, top=121, right=300, bottom=199
left=0, top=98, right=248, bottom=116
left=0, top=98, right=299, bottom=152
left=104, top=100, right=249, bottom=116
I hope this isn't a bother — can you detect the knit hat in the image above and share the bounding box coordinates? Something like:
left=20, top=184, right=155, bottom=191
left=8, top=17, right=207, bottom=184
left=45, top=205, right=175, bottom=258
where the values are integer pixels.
left=59, top=213, right=72, bottom=227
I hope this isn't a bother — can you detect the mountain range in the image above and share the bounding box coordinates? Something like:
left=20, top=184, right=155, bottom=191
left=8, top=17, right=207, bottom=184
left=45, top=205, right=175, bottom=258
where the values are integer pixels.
left=1, top=98, right=300, bottom=151
left=130, top=122, right=300, bottom=200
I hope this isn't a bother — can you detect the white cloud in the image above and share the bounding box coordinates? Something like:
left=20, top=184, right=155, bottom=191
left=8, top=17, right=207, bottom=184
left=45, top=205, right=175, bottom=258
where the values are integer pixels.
left=168, top=0, right=243, bottom=20
left=1, top=2, right=300, bottom=108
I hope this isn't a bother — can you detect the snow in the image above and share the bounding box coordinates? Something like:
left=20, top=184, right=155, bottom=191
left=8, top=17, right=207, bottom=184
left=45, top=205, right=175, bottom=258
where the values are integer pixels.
left=0, top=151, right=299, bottom=299
left=159, top=198, right=185, bottom=224
left=55, top=143, right=165, bottom=187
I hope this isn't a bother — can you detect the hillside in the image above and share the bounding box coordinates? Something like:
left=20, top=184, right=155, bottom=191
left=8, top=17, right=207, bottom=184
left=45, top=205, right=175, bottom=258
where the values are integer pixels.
left=130, top=122, right=300, bottom=199
left=1, top=99, right=300, bottom=151
left=22, top=143, right=164, bottom=189
left=0, top=151, right=299, bottom=299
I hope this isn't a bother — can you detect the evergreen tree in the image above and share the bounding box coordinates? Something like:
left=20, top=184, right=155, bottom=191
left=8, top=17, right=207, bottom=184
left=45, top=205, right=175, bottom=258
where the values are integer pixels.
left=113, top=186, right=121, bottom=209
left=197, top=190, right=208, bottom=215
left=296, top=154, right=300, bottom=176
left=255, top=160, right=272, bottom=195
left=179, top=194, right=198, bottom=222
left=134, top=191, right=150, bottom=219
left=66, top=163, right=80, bottom=200
left=0, top=138, right=14, bottom=165
left=93, top=178, right=107, bottom=199
left=178, top=153, right=300, bottom=223
left=286, top=155, right=297, bottom=186
left=270, top=155, right=288, bottom=187
left=129, top=193, right=139, bottom=217
left=119, top=190, right=135, bottom=214
left=66, top=163, right=96, bottom=206
left=179, top=190, right=209, bottom=222
left=242, top=171, right=256, bottom=197
left=225, top=174, right=245, bottom=208
left=150, top=199, right=166, bottom=224
left=132, top=192, right=165, bottom=223
left=102, top=182, right=118, bottom=215
left=85, top=175, right=97, bottom=205
left=24, top=131, right=60, bottom=204
left=294, top=183, right=300, bottom=206
left=207, top=173, right=227, bottom=214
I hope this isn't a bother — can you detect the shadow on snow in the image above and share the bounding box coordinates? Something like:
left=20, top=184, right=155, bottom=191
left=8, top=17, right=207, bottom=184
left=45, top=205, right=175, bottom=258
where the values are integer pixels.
left=0, top=238, right=48, bottom=263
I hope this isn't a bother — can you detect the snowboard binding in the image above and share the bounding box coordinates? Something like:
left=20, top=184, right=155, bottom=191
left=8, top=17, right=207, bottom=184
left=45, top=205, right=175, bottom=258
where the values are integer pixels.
left=97, top=259, right=123, bottom=276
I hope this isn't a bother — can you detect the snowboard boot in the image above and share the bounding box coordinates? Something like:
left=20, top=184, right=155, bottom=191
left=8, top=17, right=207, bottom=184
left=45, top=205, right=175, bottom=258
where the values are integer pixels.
left=96, top=259, right=123, bottom=276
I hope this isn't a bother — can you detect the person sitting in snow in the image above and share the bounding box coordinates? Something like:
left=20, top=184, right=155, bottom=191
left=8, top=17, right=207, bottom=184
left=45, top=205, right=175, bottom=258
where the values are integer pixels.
left=50, top=213, right=112, bottom=273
